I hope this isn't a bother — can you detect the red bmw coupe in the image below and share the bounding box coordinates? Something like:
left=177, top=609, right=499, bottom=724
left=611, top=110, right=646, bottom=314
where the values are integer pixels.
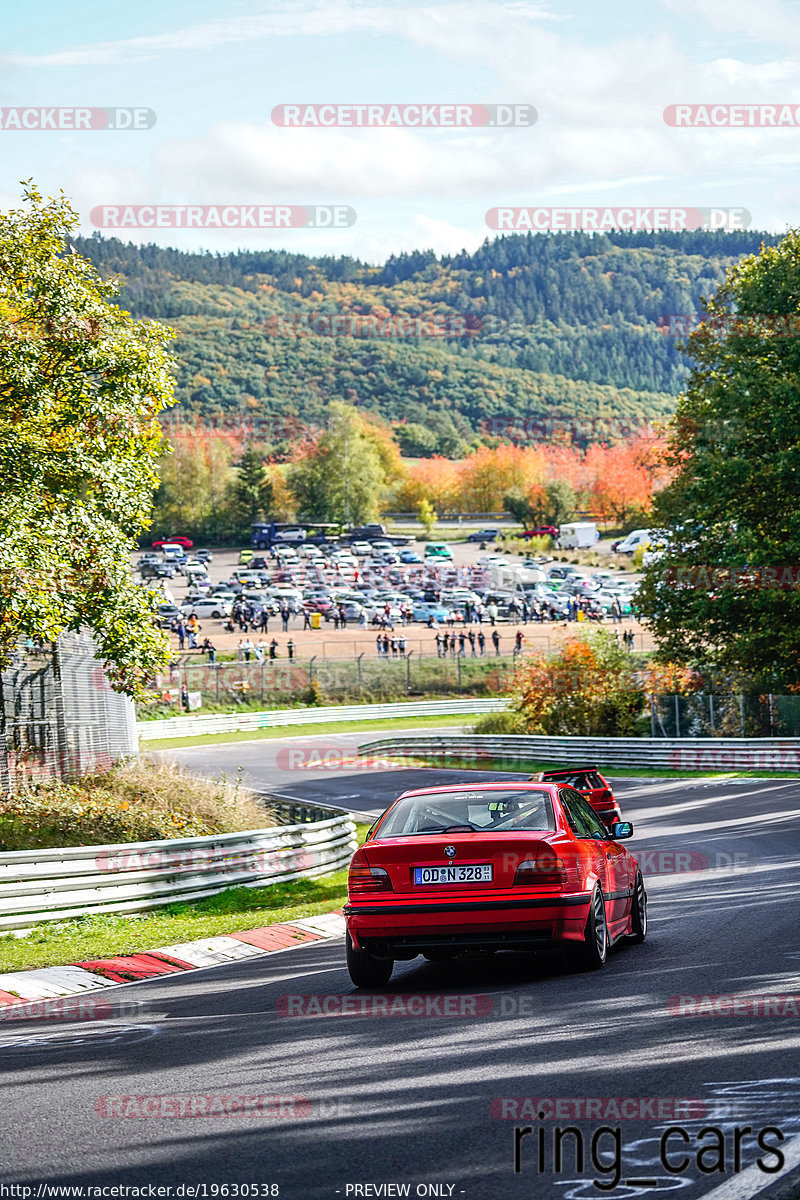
left=343, top=782, right=646, bottom=987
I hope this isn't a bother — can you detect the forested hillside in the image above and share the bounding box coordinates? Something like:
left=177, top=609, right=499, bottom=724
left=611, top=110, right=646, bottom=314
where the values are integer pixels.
left=75, top=229, right=778, bottom=456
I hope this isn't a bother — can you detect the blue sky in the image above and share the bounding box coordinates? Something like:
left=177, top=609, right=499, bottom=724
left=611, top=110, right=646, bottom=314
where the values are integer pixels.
left=2, top=0, right=800, bottom=260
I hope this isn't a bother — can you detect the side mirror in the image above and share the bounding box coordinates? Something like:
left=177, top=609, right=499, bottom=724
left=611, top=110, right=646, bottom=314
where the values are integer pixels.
left=609, top=821, right=633, bottom=840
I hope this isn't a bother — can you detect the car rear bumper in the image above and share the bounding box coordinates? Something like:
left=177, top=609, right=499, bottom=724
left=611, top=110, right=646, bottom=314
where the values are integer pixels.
left=343, top=890, right=592, bottom=954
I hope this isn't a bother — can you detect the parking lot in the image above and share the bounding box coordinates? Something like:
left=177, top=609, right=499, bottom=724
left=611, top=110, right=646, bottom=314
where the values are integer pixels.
left=135, top=536, right=652, bottom=661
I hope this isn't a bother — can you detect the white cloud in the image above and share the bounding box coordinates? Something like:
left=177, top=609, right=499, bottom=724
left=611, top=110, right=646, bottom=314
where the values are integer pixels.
left=1, top=1, right=562, bottom=68
left=658, top=0, right=800, bottom=46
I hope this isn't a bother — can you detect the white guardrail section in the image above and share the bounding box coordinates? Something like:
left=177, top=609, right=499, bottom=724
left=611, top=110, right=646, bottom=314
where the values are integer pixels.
left=357, top=734, right=800, bottom=773
left=0, top=816, right=357, bottom=932
left=138, top=698, right=507, bottom=741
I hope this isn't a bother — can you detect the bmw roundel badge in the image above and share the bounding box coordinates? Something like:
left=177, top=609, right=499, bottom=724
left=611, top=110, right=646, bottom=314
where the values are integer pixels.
left=444, top=845, right=456, bottom=858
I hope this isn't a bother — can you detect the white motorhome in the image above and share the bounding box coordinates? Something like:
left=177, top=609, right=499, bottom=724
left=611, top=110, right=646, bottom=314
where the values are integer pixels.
left=556, top=522, right=599, bottom=550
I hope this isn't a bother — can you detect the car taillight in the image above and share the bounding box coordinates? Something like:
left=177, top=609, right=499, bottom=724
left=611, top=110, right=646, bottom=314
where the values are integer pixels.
left=514, top=853, right=567, bottom=886
left=348, top=849, right=393, bottom=894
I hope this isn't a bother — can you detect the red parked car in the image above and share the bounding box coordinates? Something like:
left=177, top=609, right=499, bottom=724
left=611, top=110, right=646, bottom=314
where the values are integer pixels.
left=534, top=766, right=622, bottom=827
left=343, top=782, right=645, bottom=987
left=522, top=526, right=559, bottom=539
left=152, top=536, right=194, bottom=550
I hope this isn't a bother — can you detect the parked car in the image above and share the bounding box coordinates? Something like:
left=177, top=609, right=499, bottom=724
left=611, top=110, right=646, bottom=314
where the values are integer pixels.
left=534, top=767, right=622, bottom=827
left=613, top=529, right=652, bottom=557
left=343, top=781, right=644, bottom=986
left=424, top=543, right=454, bottom=560
left=155, top=603, right=182, bottom=627
left=155, top=562, right=176, bottom=578
left=522, top=526, right=559, bottom=540
left=413, top=601, right=449, bottom=623
left=466, top=528, right=499, bottom=542
left=193, top=548, right=213, bottom=563
left=399, top=549, right=422, bottom=563
left=152, top=536, right=193, bottom=550
left=180, top=598, right=232, bottom=619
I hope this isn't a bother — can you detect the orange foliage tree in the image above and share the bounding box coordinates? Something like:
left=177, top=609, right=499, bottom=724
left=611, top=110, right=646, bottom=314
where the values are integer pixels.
left=509, top=630, right=693, bottom=736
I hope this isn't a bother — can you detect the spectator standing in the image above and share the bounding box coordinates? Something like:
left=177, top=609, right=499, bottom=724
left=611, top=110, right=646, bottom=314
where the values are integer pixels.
left=468, top=629, right=476, bottom=656
left=280, top=603, right=290, bottom=633
left=287, top=638, right=295, bottom=661
left=478, top=630, right=486, bottom=657
left=492, top=628, right=501, bottom=656
left=176, top=621, right=187, bottom=651
left=514, top=630, right=524, bottom=657
left=201, top=638, right=216, bottom=664
left=269, top=639, right=278, bottom=659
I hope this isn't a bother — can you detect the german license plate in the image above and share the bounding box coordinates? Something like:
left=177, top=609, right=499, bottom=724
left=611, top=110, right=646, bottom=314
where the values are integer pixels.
left=414, top=864, right=493, bottom=885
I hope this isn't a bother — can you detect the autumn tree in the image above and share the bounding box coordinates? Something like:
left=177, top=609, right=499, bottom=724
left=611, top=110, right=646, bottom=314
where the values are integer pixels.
left=0, top=186, right=175, bottom=696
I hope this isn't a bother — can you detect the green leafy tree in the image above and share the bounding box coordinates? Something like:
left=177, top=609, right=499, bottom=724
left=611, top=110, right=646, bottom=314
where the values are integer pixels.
left=544, top=480, right=576, bottom=526
left=287, top=402, right=384, bottom=524
left=0, top=186, right=176, bottom=696
left=638, top=229, right=800, bottom=687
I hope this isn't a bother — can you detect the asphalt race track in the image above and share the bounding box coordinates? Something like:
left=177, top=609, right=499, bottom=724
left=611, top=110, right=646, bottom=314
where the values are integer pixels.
left=2, top=732, right=800, bottom=1200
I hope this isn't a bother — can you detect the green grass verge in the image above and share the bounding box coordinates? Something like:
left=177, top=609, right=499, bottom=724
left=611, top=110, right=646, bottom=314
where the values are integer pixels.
left=142, top=713, right=474, bottom=750
left=390, top=754, right=800, bottom=780
left=0, top=824, right=371, bottom=974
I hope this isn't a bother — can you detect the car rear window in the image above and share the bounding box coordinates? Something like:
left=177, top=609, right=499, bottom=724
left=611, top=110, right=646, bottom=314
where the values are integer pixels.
left=374, top=789, right=555, bottom=838
left=542, top=771, right=605, bottom=791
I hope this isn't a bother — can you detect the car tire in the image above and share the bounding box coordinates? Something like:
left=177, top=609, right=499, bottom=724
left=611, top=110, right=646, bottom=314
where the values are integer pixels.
left=211, top=610, right=222, bottom=619
left=573, top=884, right=608, bottom=970
left=346, top=934, right=393, bottom=987
left=629, top=872, right=647, bottom=943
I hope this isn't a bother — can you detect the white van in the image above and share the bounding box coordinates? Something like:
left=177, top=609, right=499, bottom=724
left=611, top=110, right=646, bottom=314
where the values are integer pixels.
left=556, top=523, right=599, bottom=550
left=615, top=528, right=652, bottom=557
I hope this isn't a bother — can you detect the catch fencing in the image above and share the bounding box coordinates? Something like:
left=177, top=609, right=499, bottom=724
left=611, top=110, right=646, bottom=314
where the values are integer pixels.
left=0, top=809, right=357, bottom=932
left=357, top=733, right=800, bottom=773
left=0, top=633, right=137, bottom=796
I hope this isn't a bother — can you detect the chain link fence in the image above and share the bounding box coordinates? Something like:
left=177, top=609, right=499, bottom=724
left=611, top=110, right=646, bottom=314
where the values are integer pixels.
left=0, top=633, right=137, bottom=796
left=142, top=654, right=519, bottom=715
left=649, top=692, right=800, bottom=738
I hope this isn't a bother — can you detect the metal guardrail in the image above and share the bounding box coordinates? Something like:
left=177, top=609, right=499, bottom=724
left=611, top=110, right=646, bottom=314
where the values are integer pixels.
left=0, top=815, right=357, bottom=932
left=138, top=698, right=507, bottom=742
left=357, top=734, right=800, bottom=773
